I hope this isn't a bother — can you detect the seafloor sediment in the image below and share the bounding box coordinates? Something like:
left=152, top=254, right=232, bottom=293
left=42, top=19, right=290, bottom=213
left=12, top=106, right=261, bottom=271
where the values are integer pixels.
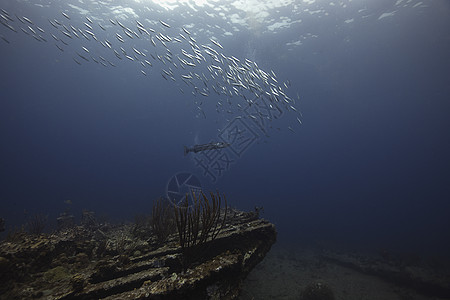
left=0, top=208, right=276, bottom=300
left=238, top=244, right=450, bottom=300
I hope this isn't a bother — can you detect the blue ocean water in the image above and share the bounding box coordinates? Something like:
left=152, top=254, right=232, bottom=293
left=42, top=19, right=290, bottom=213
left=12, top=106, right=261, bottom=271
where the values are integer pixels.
left=1, top=0, right=449, bottom=256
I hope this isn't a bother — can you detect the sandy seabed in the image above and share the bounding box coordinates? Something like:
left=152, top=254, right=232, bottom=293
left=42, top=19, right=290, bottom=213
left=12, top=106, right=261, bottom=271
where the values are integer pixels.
left=238, top=244, right=449, bottom=300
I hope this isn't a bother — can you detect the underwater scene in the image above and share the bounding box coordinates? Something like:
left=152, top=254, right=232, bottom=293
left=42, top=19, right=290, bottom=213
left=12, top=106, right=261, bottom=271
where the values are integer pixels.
left=1, top=0, right=450, bottom=299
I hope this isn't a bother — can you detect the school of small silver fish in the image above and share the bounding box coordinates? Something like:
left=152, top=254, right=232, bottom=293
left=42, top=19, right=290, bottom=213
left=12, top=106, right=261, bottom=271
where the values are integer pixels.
left=0, top=6, right=302, bottom=135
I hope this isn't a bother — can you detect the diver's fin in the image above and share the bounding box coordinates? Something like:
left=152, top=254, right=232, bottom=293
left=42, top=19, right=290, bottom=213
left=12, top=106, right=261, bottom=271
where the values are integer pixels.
left=184, top=146, right=189, bottom=156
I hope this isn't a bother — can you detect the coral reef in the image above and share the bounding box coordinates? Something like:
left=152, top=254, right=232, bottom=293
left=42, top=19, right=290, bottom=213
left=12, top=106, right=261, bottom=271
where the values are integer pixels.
left=174, top=191, right=228, bottom=271
left=26, top=213, right=48, bottom=235
left=0, top=207, right=275, bottom=299
left=151, top=197, right=176, bottom=244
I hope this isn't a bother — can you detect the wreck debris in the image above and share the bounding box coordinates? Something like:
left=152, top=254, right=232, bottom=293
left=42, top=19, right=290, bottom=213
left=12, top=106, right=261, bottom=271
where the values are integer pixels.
left=322, top=250, right=450, bottom=298
left=0, top=208, right=276, bottom=299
